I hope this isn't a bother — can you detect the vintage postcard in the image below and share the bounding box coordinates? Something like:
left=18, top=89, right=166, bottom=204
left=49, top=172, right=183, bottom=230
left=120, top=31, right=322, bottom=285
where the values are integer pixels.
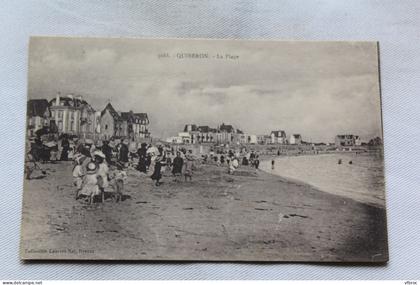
left=21, top=37, right=388, bottom=262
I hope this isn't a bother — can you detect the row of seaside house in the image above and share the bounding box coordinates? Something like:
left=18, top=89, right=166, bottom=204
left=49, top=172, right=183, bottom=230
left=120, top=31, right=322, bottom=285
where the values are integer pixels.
left=166, top=123, right=305, bottom=145
left=167, top=124, right=365, bottom=147
left=27, top=94, right=150, bottom=140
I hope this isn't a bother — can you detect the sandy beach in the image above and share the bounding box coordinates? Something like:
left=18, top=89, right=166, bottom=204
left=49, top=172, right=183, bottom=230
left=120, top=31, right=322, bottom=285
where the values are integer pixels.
left=20, top=160, right=388, bottom=262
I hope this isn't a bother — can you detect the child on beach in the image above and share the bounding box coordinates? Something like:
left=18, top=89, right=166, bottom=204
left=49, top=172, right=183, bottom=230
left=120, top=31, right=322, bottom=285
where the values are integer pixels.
left=109, top=162, right=127, bottom=202
left=228, top=157, right=239, bottom=174
left=77, top=162, right=101, bottom=204
left=95, top=151, right=109, bottom=203
left=72, top=154, right=86, bottom=198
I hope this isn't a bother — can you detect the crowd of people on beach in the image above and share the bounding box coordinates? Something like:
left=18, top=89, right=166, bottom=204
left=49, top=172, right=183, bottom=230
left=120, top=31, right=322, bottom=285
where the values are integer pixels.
left=200, top=149, right=261, bottom=174
left=26, top=135, right=201, bottom=203
left=25, top=134, right=266, bottom=205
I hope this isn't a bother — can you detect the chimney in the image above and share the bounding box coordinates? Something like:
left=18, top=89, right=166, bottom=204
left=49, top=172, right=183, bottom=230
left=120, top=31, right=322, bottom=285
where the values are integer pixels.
left=56, top=92, right=60, bottom=106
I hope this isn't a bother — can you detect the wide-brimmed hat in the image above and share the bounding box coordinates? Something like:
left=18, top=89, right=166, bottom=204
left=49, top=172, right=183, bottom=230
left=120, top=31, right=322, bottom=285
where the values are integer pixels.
left=93, top=150, right=106, bottom=158
left=86, top=162, right=98, bottom=174
left=73, top=153, right=87, bottom=165
left=85, top=138, right=94, bottom=145
left=44, top=141, right=57, bottom=147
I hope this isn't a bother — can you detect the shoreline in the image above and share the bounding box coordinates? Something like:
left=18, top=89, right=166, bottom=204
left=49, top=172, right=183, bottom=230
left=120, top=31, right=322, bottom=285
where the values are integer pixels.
left=21, top=161, right=388, bottom=262
left=258, top=152, right=385, bottom=209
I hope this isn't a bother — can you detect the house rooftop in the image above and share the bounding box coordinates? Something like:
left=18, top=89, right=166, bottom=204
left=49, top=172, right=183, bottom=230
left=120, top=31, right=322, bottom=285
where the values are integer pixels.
left=49, top=96, right=90, bottom=109
left=120, top=111, right=149, bottom=122
left=27, top=99, right=50, bottom=117
left=184, top=124, right=198, bottom=132
left=219, top=123, right=234, bottom=133
left=271, top=130, right=286, bottom=137
left=101, top=103, right=121, bottom=120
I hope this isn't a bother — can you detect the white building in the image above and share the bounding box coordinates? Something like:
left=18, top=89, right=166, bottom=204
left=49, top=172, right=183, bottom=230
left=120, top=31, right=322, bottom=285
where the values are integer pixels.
left=49, top=93, right=97, bottom=137
left=178, top=132, right=192, bottom=144
left=166, top=136, right=183, bottom=144
left=248, top=134, right=257, bottom=144
left=289, top=134, right=302, bottom=145
left=271, top=130, right=287, bottom=144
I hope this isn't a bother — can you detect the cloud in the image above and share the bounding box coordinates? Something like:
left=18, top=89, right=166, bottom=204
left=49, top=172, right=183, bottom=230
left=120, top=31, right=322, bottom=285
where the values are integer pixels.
left=27, top=38, right=382, bottom=142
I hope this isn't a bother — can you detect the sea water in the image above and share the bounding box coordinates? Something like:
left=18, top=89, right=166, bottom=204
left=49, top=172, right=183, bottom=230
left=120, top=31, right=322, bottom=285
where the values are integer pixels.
left=260, top=152, right=386, bottom=207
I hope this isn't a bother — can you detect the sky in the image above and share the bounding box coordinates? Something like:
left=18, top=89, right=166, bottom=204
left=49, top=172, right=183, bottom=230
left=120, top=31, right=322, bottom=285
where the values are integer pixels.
left=28, top=37, right=383, bottom=142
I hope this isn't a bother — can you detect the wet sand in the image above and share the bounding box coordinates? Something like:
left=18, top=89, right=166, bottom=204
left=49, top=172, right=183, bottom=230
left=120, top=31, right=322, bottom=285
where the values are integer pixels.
left=20, top=161, right=388, bottom=262
left=259, top=153, right=386, bottom=207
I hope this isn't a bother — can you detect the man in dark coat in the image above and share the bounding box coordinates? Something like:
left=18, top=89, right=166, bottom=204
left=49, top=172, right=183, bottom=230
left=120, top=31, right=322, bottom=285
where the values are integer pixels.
left=172, top=152, right=183, bottom=181
left=136, top=143, right=147, bottom=173
left=60, top=136, right=70, bottom=161
left=119, top=141, right=129, bottom=165
left=102, top=140, right=113, bottom=165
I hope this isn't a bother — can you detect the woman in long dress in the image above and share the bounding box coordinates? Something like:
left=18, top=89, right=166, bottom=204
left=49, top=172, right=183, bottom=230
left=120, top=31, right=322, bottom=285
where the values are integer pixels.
left=150, top=155, right=163, bottom=186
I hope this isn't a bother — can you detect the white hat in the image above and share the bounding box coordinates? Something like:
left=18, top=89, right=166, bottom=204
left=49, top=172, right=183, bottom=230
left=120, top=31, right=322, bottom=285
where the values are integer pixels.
left=86, top=162, right=97, bottom=174
left=93, top=150, right=106, bottom=158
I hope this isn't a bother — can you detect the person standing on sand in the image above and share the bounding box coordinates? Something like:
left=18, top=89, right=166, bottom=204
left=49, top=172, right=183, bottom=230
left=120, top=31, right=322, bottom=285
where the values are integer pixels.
left=94, top=151, right=109, bottom=191
left=184, top=150, right=194, bottom=182
left=119, top=139, right=129, bottom=167
left=102, top=140, right=113, bottom=165
left=151, top=154, right=163, bottom=186
left=77, top=162, right=101, bottom=204
left=60, top=135, right=70, bottom=161
left=172, top=152, right=184, bottom=182
left=271, top=158, right=275, bottom=170
left=242, top=156, right=249, bottom=166
left=136, top=143, right=148, bottom=173
left=255, top=155, right=260, bottom=169
left=72, top=153, right=87, bottom=197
